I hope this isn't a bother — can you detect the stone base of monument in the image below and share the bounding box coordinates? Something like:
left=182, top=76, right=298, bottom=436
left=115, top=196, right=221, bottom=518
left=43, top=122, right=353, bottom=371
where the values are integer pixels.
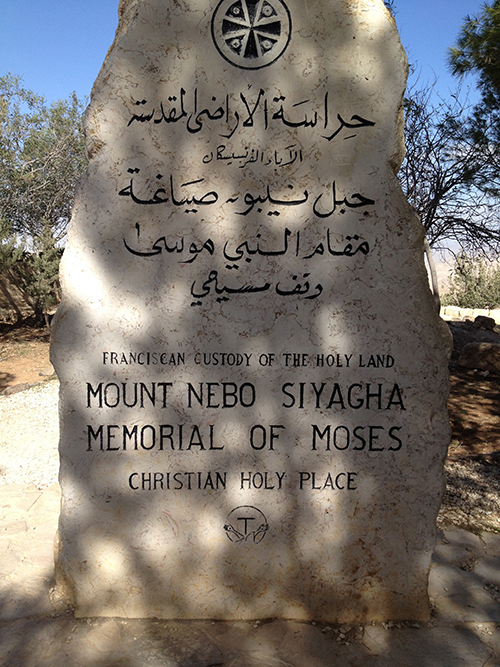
left=52, top=461, right=441, bottom=622
left=51, top=0, right=451, bottom=622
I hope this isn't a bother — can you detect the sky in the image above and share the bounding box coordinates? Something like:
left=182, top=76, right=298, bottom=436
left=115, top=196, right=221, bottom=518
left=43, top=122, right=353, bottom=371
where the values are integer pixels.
left=0, top=0, right=489, bottom=105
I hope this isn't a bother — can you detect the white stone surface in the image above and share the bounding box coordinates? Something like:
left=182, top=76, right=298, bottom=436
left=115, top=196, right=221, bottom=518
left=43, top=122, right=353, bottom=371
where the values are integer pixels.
left=51, top=0, right=451, bottom=621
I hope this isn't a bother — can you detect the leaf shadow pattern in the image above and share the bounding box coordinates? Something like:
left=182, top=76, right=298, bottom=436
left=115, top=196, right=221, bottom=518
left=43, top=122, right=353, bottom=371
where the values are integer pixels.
left=0, top=482, right=497, bottom=667
left=51, top=0, right=450, bottom=647
left=0, top=371, right=16, bottom=393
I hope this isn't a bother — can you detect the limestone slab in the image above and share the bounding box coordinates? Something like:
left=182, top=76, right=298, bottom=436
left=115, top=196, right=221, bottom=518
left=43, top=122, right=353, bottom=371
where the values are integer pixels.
left=51, top=0, right=451, bottom=621
left=475, top=557, right=500, bottom=588
left=362, top=625, right=493, bottom=666
left=481, top=532, right=500, bottom=556
left=429, top=563, right=500, bottom=624
left=443, top=529, right=486, bottom=552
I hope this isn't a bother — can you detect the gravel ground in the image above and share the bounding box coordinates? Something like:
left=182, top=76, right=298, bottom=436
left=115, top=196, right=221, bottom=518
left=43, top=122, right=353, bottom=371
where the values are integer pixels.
left=0, top=379, right=60, bottom=488
left=1, top=379, right=499, bottom=534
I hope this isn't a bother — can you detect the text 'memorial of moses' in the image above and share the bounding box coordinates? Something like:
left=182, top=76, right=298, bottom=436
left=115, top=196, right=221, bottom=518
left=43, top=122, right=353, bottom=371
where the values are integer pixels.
left=51, top=0, right=451, bottom=621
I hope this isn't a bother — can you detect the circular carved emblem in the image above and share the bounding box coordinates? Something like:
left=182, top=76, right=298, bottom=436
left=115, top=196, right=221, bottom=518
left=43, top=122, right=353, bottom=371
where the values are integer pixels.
left=224, top=505, right=269, bottom=543
left=211, top=0, right=292, bottom=70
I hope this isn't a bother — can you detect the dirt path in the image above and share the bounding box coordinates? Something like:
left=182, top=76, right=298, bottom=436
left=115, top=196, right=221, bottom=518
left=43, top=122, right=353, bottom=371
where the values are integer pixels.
left=0, top=321, right=53, bottom=392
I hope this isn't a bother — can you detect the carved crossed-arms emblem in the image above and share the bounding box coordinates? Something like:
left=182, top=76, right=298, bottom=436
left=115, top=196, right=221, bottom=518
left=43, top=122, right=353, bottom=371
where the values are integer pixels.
left=212, top=0, right=292, bottom=69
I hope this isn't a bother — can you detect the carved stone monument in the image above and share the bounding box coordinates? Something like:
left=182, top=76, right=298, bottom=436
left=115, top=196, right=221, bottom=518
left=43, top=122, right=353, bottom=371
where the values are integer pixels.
left=51, top=0, right=451, bottom=621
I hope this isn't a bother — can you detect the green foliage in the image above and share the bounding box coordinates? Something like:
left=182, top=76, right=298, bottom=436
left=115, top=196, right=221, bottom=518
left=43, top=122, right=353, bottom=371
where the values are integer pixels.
left=448, top=2, right=500, bottom=198
left=0, top=218, right=23, bottom=272
left=449, top=1, right=500, bottom=110
left=26, top=220, right=62, bottom=318
left=7, top=220, right=62, bottom=325
left=0, top=73, right=87, bottom=242
left=442, top=253, right=500, bottom=309
left=0, top=74, right=86, bottom=323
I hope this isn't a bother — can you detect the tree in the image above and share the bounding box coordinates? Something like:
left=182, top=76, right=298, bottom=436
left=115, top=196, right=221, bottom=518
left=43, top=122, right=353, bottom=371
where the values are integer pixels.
left=0, top=219, right=22, bottom=273
left=0, top=75, right=87, bottom=324
left=448, top=2, right=500, bottom=199
left=449, top=1, right=500, bottom=111
left=6, top=219, right=63, bottom=325
left=0, top=219, right=26, bottom=322
left=383, top=3, right=500, bottom=254
left=442, top=252, right=500, bottom=309
left=0, top=74, right=87, bottom=243
left=399, top=82, right=500, bottom=254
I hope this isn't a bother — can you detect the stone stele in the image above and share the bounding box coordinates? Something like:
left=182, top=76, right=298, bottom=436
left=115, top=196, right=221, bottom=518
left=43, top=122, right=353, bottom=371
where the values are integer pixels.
left=51, top=0, right=451, bottom=622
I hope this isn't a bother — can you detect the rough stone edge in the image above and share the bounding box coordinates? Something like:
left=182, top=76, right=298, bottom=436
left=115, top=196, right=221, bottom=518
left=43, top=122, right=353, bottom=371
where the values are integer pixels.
left=50, top=0, right=452, bottom=623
